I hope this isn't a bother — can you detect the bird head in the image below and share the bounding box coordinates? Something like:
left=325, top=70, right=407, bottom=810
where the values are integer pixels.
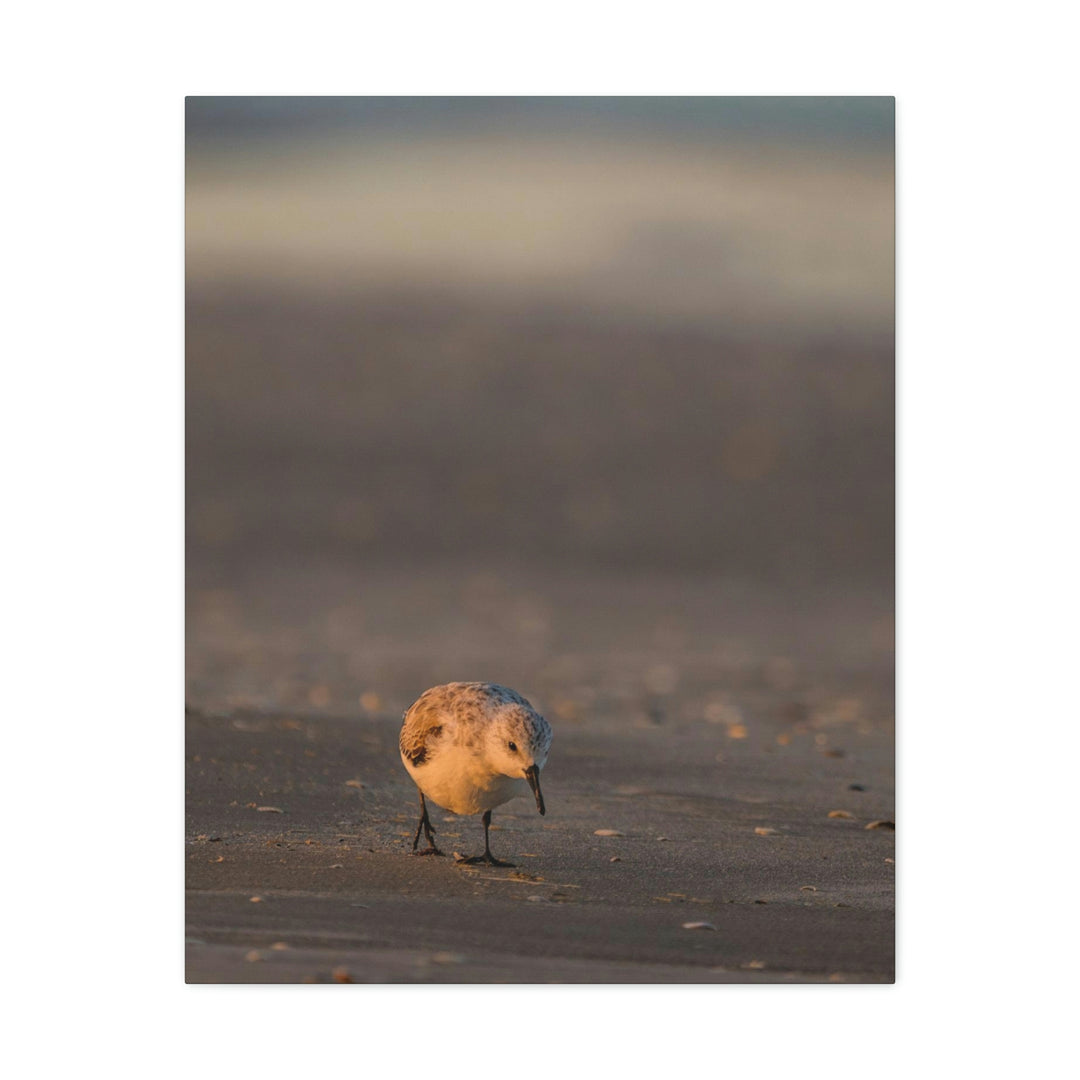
left=490, top=707, right=552, bottom=815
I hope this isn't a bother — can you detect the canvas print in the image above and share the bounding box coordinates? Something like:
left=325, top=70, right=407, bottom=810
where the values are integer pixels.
left=186, top=96, right=895, bottom=983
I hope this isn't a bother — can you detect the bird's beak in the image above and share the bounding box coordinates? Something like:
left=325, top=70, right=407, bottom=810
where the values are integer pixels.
left=524, top=764, right=545, bottom=816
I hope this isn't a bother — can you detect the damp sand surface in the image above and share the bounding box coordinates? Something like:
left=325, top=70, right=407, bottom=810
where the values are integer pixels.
left=185, top=693, right=894, bottom=984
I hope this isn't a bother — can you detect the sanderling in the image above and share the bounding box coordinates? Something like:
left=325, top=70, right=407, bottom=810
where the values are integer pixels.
left=399, top=682, right=553, bottom=866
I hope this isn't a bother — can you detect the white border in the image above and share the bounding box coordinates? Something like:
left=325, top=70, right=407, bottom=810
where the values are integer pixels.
left=6, top=2, right=1077, bottom=1077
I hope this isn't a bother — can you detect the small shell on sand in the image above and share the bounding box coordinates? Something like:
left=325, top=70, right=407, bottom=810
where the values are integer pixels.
left=865, top=820, right=895, bottom=830
left=682, top=921, right=717, bottom=931
left=594, top=829, right=624, bottom=837
left=754, top=827, right=777, bottom=836
left=827, top=810, right=854, bottom=819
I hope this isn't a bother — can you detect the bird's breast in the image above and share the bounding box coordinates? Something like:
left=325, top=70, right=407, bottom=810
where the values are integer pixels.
left=405, top=747, right=527, bottom=815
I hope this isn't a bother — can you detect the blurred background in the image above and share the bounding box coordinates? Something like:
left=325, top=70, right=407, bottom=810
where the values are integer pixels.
left=186, top=97, right=894, bottom=738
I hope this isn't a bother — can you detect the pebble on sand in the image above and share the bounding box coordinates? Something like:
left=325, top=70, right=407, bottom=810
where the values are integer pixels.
left=594, top=829, right=624, bottom=837
left=682, top=921, right=717, bottom=931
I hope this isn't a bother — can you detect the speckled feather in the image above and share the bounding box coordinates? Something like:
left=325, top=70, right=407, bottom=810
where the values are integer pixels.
left=399, top=682, right=553, bottom=817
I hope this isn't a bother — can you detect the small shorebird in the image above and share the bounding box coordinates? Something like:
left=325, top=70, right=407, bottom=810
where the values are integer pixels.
left=399, top=682, right=553, bottom=866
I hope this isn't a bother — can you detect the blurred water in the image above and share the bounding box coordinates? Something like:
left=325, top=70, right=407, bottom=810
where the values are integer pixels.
left=187, top=96, right=893, bottom=149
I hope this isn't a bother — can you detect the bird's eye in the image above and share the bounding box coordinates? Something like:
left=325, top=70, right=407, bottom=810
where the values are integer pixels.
left=508, top=741, right=517, bottom=752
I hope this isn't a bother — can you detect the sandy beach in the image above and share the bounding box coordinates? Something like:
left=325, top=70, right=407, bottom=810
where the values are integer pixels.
left=185, top=103, right=894, bottom=984
left=185, top=608, right=894, bottom=984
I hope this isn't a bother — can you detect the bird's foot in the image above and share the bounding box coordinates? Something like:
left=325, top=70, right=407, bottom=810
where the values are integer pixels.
left=411, top=844, right=445, bottom=857
left=455, top=852, right=515, bottom=867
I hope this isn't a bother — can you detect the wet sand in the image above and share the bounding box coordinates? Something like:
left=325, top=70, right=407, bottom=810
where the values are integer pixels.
left=184, top=279, right=894, bottom=984
left=185, top=696, right=894, bottom=983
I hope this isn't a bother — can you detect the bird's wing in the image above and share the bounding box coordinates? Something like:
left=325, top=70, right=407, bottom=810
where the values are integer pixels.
left=399, top=706, right=445, bottom=767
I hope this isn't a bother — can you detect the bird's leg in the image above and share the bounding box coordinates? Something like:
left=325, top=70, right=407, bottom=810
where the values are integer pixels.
left=458, top=809, right=515, bottom=867
left=411, top=791, right=443, bottom=856
left=481, top=809, right=516, bottom=866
